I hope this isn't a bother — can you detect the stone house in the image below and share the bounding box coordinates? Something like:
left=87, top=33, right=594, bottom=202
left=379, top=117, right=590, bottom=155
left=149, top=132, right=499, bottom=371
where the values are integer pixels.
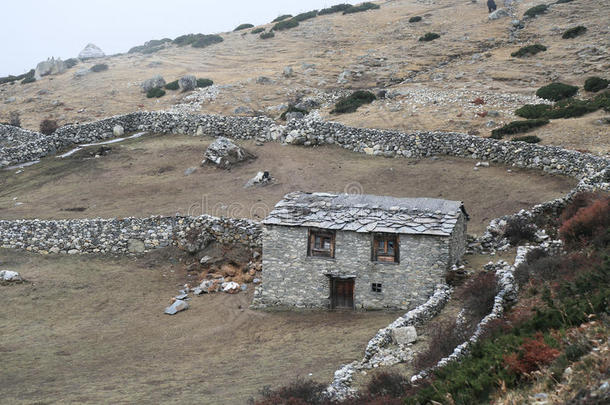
left=255, top=192, right=468, bottom=310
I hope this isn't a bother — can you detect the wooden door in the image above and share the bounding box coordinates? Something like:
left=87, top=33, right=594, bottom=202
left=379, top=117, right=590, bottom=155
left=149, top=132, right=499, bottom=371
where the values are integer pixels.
left=331, top=278, right=354, bottom=309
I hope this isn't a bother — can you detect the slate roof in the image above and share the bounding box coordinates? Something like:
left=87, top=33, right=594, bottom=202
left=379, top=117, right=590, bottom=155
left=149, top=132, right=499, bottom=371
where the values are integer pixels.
left=263, top=192, right=466, bottom=236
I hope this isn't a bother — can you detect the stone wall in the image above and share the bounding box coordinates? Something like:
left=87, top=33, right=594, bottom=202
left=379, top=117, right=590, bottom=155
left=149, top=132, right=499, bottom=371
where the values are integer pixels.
left=0, top=215, right=261, bottom=254
left=254, top=225, right=454, bottom=310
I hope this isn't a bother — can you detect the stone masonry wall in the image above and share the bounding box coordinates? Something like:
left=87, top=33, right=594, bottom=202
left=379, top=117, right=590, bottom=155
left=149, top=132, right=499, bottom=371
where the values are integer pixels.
left=254, top=225, right=451, bottom=310
left=448, top=214, right=467, bottom=265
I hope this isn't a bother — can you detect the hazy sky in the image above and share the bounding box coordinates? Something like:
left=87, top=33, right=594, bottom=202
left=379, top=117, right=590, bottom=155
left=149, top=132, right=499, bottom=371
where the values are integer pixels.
left=1, top=0, right=359, bottom=77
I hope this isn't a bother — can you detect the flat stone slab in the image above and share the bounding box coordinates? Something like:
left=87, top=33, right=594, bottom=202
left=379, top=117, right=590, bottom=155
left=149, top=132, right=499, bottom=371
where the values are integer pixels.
left=164, top=299, right=189, bottom=315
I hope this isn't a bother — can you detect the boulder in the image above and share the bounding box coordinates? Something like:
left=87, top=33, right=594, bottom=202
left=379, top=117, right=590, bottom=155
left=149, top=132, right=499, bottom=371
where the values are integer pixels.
left=391, top=326, right=418, bottom=345
left=197, top=279, right=222, bottom=294
left=178, top=75, right=197, bottom=92
left=34, top=57, right=66, bottom=80
left=0, top=270, right=22, bottom=282
left=202, top=137, right=256, bottom=169
left=141, top=75, right=166, bottom=92
left=245, top=171, right=272, bottom=187
left=285, top=112, right=304, bottom=121
left=284, top=130, right=306, bottom=145
left=222, top=281, right=241, bottom=294
left=113, top=125, right=124, bottom=137
left=488, top=9, right=509, bottom=20
left=164, top=299, right=189, bottom=315
left=78, top=43, right=105, bottom=60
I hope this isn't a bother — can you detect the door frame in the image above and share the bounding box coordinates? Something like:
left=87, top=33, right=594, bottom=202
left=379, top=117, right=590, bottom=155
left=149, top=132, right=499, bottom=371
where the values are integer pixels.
left=329, top=277, right=355, bottom=310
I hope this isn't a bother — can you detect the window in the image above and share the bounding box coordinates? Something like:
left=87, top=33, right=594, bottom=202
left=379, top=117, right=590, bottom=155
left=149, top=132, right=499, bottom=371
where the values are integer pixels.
left=308, top=229, right=335, bottom=258
left=371, top=283, right=382, bottom=293
left=372, top=233, right=399, bottom=263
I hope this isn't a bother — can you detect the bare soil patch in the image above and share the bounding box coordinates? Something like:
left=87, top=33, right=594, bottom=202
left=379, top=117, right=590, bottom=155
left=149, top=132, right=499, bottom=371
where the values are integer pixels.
left=0, top=134, right=575, bottom=233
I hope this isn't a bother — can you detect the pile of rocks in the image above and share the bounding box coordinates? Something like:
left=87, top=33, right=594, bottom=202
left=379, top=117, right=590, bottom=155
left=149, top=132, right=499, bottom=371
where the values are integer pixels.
left=202, top=137, right=256, bottom=169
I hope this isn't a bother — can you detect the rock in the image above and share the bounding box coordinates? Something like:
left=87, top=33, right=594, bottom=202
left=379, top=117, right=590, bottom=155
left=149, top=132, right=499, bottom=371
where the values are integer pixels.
left=200, top=255, right=211, bottom=264
left=234, top=106, right=253, bottom=115
left=113, top=125, right=124, bottom=137
left=285, top=112, right=304, bottom=121
left=283, top=66, right=294, bottom=77
left=78, top=43, right=105, bottom=60
left=184, top=167, right=196, bottom=176
left=295, top=98, right=320, bottom=110
left=337, top=70, right=351, bottom=84
left=4, top=97, right=16, bottom=104
left=488, top=9, right=509, bottom=20
left=141, top=75, right=166, bottom=92
left=67, top=249, right=79, bottom=255
left=73, top=68, right=89, bottom=79
left=245, top=171, right=272, bottom=187
left=164, top=299, right=188, bottom=315
left=175, top=293, right=188, bottom=300
left=391, top=326, right=418, bottom=345
left=35, top=57, right=66, bottom=80
left=256, top=76, right=272, bottom=85
left=127, top=239, right=145, bottom=253
left=253, top=278, right=261, bottom=284
left=0, top=270, right=22, bottom=282
left=198, top=279, right=222, bottom=293
left=202, top=137, right=256, bottom=169
left=284, top=130, right=306, bottom=145
left=222, top=281, right=241, bottom=293
left=476, top=161, right=490, bottom=167
left=178, top=75, right=197, bottom=92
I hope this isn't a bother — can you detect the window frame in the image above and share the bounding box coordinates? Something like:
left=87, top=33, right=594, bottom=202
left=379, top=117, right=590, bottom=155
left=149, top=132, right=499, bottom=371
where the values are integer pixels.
left=371, top=282, right=382, bottom=293
left=372, top=233, right=399, bottom=263
left=308, top=229, right=336, bottom=259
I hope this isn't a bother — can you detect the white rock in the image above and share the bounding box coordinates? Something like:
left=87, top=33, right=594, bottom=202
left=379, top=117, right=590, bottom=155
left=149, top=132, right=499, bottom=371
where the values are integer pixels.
left=488, top=9, right=509, bottom=20
left=113, top=125, right=124, bottom=137
left=0, top=270, right=22, bottom=282
left=391, top=326, right=418, bottom=345
left=78, top=43, right=105, bottom=60
left=164, top=299, right=189, bottom=315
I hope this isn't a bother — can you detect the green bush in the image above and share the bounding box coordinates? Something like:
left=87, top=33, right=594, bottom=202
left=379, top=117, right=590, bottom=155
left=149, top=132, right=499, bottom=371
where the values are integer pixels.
left=545, top=99, right=597, bottom=119
left=511, top=135, right=542, bottom=143
left=251, top=27, right=265, bottom=34
left=536, top=82, right=578, bottom=101
left=409, top=16, right=422, bottom=22
left=343, top=2, right=381, bottom=14
left=419, top=32, right=440, bottom=42
left=280, top=105, right=308, bottom=120
left=164, top=80, right=179, bottom=90
left=260, top=31, right=275, bottom=39
left=129, top=38, right=171, bottom=53
left=524, top=4, right=548, bottom=18
left=90, top=63, right=108, bottom=72
left=146, top=88, right=166, bottom=98
left=21, top=76, right=36, bottom=84
left=173, top=33, right=201, bottom=46
left=64, top=58, right=78, bottom=69
left=515, top=104, right=552, bottom=118
left=319, top=4, right=352, bottom=15
left=555, top=0, right=574, bottom=3
left=191, top=34, right=224, bottom=48
left=592, top=91, right=610, bottom=111
left=272, top=19, right=299, bottom=31
left=490, top=119, right=549, bottom=138
left=271, top=14, right=292, bottom=23
left=562, top=25, right=587, bottom=39
left=584, top=77, right=609, bottom=92
left=511, top=44, right=547, bottom=57
left=293, top=10, right=318, bottom=22
left=234, top=23, right=254, bottom=31
left=331, top=90, right=376, bottom=114
left=196, top=78, right=213, bottom=88
left=0, top=69, right=35, bottom=85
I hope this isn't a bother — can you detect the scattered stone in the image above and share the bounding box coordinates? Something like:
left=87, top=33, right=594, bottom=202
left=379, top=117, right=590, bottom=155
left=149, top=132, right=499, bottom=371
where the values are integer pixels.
left=164, top=299, right=188, bottom=315
left=245, top=171, right=272, bottom=187
left=337, top=70, right=351, bottom=84
left=141, top=75, right=166, bottom=92
left=285, top=112, right=304, bottom=121
left=222, top=281, right=240, bottom=293
left=4, top=97, right=16, bottom=104
left=113, top=125, right=124, bottom=137
left=78, top=43, right=105, bottom=60
left=202, top=137, right=256, bottom=169
left=391, top=326, right=418, bottom=345
left=284, top=130, right=306, bottom=145
left=234, top=106, right=253, bottom=114
left=0, top=270, right=22, bottom=282
left=295, top=98, right=320, bottom=111
left=73, top=68, right=89, bottom=79
left=175, top=293, right=188, bottom=300
left=253, top=278, right=261, bottom=284
left=178, top=75, right=197, bottom=92
left=476, top=161, right=490, bottom=167
left=283, top=66, right=294, bottom=77
left=184, top=167, right=196, bottom=176
left=256, top=76, right=272, bottom=85
left=488, top=9, right=509, bottom=20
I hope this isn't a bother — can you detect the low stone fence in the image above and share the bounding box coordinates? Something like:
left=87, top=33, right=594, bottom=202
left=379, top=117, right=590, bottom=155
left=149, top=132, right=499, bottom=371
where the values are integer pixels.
left=0, top=215, right=261, bottom=254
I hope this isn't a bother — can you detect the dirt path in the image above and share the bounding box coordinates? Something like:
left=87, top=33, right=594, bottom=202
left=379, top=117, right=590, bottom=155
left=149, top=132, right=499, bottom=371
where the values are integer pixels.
left=0, top=249, right=399, bottom=404
left=0, top=134, right=575, bottom=234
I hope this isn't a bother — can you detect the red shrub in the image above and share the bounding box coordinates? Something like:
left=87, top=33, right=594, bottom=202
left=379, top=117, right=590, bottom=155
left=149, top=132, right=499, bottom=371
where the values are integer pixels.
left=560, top=192, right=601, bottom=223
left=559, top=197, right=610, bottom=247
left=503, top=333, right=560, bottom=377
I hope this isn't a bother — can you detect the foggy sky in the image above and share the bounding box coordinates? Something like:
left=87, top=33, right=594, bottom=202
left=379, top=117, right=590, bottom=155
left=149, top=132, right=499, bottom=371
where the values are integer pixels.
left=0, top=0, right=358, bottom=77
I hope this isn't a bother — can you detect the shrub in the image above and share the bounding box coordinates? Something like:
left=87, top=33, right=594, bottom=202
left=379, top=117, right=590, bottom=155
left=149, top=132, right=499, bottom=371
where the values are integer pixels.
left=272, top=19, right=299, bottom=31
left=490, top=119, right=549, bottom=138
left=419, top=32, right=440, bottom=42
left=146, top=87, right=166, bottom=98
left=366, top=371, right=410, bottom=398
left=0, top=69, right=34, bottom=85
left=504, top=333, right=560, bottom=376
left=64, top=58, right=78, bottom=69
left=458, top=271, right=499, bottom=319
left=251, top=27, right=265, bottom=34
left=260, top=31, right=275, bottom=39
left=503, top=217, right=537, bottom=245
left=511, top=135, right=541, bottom=143
left=556, top=0, right=574, bottom=3
left=8, top=111, right=21, bottom=127
left=90, top=63, right=108, bottom=72
left=536, top=82, right=579, bottom=101
left=562, top=25, right=587, bottom=39
left=271, top=14, right=292, bottom=23
left=343, top=2, right=381, bottom=14
left=409, top=16, right=422, bottom=22
left=280, top=105, right=308, bottom=120
left=192, top=34, right=223, bottom=48
left=173, top=33, right=200, bottom=46
left=414, top=317, right=470, bottom=370
left=559, top=197, right=610, bottom=248
left=319, top=4, right=352, bottom=15
left=331, top=90, right=376, bottom=114
left=584, top=76, right=609, bottom=92
left=196, top=78, right=213, bottom=88
left=565, top=339, right=592, bottom=362
left=293, top=10, right=318, bottom=22
left=592, top=90, right=610, bottom=112
left=40, top=119, right=58, bottom=135
left=234, top=23, right=254, bottom=31
left=511, top=44, right=547, bottom=57
left=255, top=378, right=326, bottom=405
left=21, top=76, right=36, bottom=84
left=128, top=39, right=172, bottom=54
left=524, top=4, right=548, bottom=18
left=560, top=192, right=600, bottom=224
left=164, top=80, right=179, bottom=90
left=544, top=98, right=597, bottom=119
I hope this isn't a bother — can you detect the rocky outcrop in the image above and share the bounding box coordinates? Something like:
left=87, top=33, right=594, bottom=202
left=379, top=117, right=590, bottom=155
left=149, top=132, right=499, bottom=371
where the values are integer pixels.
left=34, top=57, right=66, bottom=80
left=202, top=136, right=256, bottom=169
left=78, top=43, right=105, bottom=60
left=141, top=75, right=166, bottom=92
